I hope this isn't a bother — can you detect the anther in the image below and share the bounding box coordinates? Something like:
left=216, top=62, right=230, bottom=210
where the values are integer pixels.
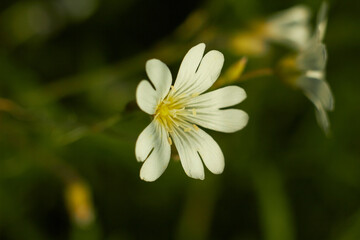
left=168, top=137, right=172, bottom=145
left=178, top=93, right=187, bottom=99
left=184, top=128, right=192, bottom=132
left=191, top=93, right=199, bottom=97
left=192, top=108, right=197, bottom=116
left=193, top=124, right=199, bottom=131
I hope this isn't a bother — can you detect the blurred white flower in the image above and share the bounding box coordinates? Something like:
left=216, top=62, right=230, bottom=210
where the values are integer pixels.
left=135, top=43, right=249, bottom=181
left=265, top=5, right=312, bottom=49
left=230, top=5, right=311, bottom=56
left=278, top=3, right=334, bottom=134
left=295, top=3, right=334, bottom=134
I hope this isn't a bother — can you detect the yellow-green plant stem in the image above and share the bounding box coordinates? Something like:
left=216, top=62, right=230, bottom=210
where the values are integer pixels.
left=212, top=67, right=274, bottom=90
left=237, top=68, right=274, bottom=82
left=56, top=113, right=123, bottom=146
left=176, top=176, right=220, bottom=240
left=251, top=164, right=295, bottom=240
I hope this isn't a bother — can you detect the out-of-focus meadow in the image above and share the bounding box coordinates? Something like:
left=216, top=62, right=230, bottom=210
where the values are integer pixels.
left=0, top=0, right=359, bottom=239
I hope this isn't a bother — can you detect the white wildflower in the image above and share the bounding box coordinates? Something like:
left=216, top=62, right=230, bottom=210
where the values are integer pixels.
left=295, top=2, right=334, bottom=134
left=265, top=5, right=312, bottom=50
left=277, top=3, right=334, bottom=134
left=135, top=43, right=249, bottom=181
left=230, top=5, right=311, bottom=56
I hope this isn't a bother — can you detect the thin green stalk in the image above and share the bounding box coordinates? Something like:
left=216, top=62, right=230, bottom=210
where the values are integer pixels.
left=251, top=164, right=295, bottom=240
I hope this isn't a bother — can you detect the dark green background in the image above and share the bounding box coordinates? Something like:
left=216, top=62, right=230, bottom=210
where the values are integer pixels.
left=0, top=0, right=359, bottom=239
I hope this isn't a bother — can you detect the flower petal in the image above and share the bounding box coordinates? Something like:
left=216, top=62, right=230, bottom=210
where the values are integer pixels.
left=186, top=109, right=249, bottom=133
left=297, top=42, right=327, bottom=71
left=171, top=124, right=224, bottom=176
left=267, top=5, right=311, bottom=27
left=136, top=80, right=159, bottom=114
left=296, top=76, right=334, bottom=111
left=146, top=59, right=172, bottom=100
left=190, top=128, right=224, bottom=174
left=185, top=50, right=224, bottom=95
left=136, top=121, right=171, bottom=182
left=266, top=5, right=311, bottom=49
left=174, top=43, right=206, bottom=92
left=315, top=2, right=328, bottom=42
left=315, top=106, right=330, bottom=135
left=186, top=86, right=246, bottom=109
left=135, top=121, right=156, bottom=162
left=170, top=128, right=205, bottom=180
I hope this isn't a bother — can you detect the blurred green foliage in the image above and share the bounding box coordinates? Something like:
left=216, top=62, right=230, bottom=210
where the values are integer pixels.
left=0, top=0, right=360, bottom=239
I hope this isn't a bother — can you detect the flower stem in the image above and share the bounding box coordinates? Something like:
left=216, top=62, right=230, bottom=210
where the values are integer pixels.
left=56, top=113, right=123, bottom=146
left=213, top=67, right=274, bottom=89
left=55, top=100, right=139, bottom=146
left=237, top=67, right=274, bottom=82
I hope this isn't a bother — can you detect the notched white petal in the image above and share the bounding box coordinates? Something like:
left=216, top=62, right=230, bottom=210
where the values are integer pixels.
left=171, top=126, right=224, bottom=177
left=296, top=76, right=334, bottom=111
left=193, top=129, right=224, bottom=174
left=145, top=59, right=172, bottom=100
left=135, top=121, right=157, bottom=162
left=315, top=107, right=330, bottom=135
left=297, top=43, right=327, bottom=71
left=266, top=5, right=311, bottom=49
left=174, top=43, right=206, bottom=91
left=171, top=129, right=205, bottom=180
left=187, top=86, right=246, bottom=109
left=296, top=75, right=333, bottom=135
left=267, top=5, right=311, bottom=26
left=187, top=109, right=249, bottom=133
left=139, top=123, right=171, bottom=182
left=191, top=50, right=224, bottom=94
left=136, top=80, right=159, bottom=115
left=316, top=2, right=328, bottom=42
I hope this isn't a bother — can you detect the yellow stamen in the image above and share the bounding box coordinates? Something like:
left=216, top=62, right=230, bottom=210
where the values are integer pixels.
left=154, top=90, right=188, bottom=133
left=193, top=124, right=199, bottom=131
left=192, top=108, right=197, bottom=116
left=184, top=128, right=192, bottom=132
left=178, top=93, right=187, bottom=99
left=168, top=137, right=172, bottom=145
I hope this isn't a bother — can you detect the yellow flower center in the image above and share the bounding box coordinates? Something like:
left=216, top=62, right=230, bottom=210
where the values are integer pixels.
left=154, top=95, right=184, bottom=132
left=156, top=101, right=172, bottom=117
left=154, top=86, right=199, bottom=138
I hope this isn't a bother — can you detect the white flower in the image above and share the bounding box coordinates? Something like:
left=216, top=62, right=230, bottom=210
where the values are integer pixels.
left=295, top=3, right=334, bottom=134
left=277, top=3, right=334, bottom=134
left=230, top=5, right=311, bottom=56
left=135, top=43, right=249, bottom=181
left=265, top=5, right=312, bottom=50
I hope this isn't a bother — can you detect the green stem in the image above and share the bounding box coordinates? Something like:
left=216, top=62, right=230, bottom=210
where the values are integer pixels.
left=176, top=176, right=220, bottom=240
left=212, top=67, right=274, bottom=90
left=251, top=164, right=295, bottom=240
left=237, top=68, right=274, bottom=82
left=56, top=113, right=123, bottom=146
